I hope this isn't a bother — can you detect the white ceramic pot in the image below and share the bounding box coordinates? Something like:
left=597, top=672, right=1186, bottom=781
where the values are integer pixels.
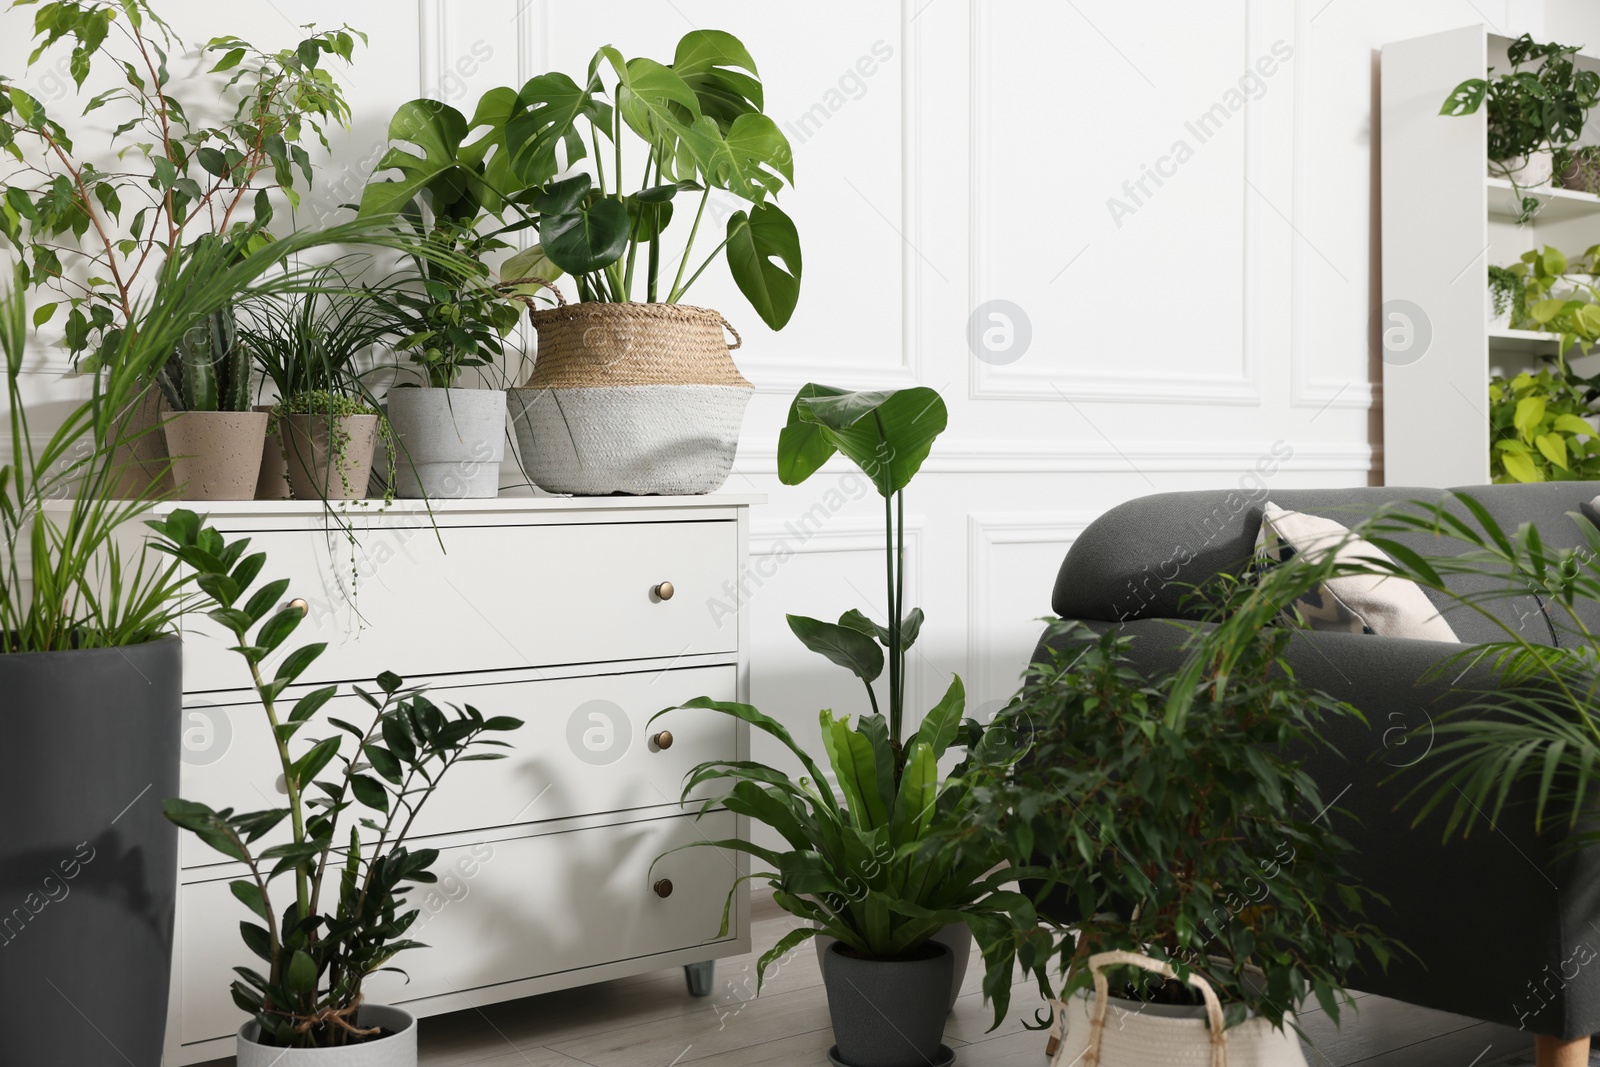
left=1490, top=149, right=1554, bottom=187
left=236, top=1003, right=417, bottom=1066
left=814, top=923, right=971, bottom=1013
left=385, top=388, right=506, bottom=500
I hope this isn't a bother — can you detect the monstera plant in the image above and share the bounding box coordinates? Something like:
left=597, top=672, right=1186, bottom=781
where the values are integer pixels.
left=359, top=29, right=800, bottom=325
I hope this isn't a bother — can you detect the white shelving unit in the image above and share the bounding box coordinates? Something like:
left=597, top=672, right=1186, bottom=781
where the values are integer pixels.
left=1381, top=26, right=1600, bottom=486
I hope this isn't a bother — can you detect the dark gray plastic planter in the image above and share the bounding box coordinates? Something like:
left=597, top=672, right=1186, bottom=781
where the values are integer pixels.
left=0, top=635, right=183, bottom=1067
left=822, top=939, right=954, bottom=1067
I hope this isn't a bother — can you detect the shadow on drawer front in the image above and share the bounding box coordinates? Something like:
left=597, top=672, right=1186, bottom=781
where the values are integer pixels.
left=178, top=666, right=739, bottom=868
left=178, top=811, right=741, bottom=1046
left=181, top=520, right=739, bottom=692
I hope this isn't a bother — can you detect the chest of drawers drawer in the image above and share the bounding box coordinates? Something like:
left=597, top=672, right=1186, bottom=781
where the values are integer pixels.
left=177, top=665, right=740, bottom=868
left=181, top=518, right=739, bottom=693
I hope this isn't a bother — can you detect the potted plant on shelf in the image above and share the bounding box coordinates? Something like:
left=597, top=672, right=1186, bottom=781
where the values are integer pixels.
left=362, top=209, right=521, bottom=500
left=957, top=578, right=1396, bottom=1064
left=1489, top=369, right=1600, bottom=483
left=653, top=386, right=1050, bottom=1067
left=149, top=509, right=520, bottom=1065
left=155, top=304, right=270, bottom=499
left=1559, top=143, right=1600, bottom=192
left=1442, top=34, right=1600, bottom=221
left=358, top=29, right=802, bottom=496
left=1488, top=263, right=1527, bottom=330
left=0, top=1, right=364, bottom=496
left=241, top=266, right=400, bottom=502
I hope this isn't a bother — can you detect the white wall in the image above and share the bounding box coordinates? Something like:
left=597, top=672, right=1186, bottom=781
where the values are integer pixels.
left=6, top=0, right=1593, bottom=755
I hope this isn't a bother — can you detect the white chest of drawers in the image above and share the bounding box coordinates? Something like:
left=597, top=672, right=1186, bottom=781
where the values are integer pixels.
left=152, top=493, right=757, bottom=1066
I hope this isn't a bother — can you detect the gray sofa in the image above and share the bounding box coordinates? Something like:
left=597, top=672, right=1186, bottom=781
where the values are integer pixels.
left=1035, top=481, right=1600, bottom=1042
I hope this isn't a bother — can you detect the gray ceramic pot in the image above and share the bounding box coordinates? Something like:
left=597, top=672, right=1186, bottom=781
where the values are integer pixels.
left=822, top=940, right=953, bottom=1067
left=386, top=388, right=505, bottom=499
left=237, top=1003, right=417, bottom=1066
left=815, top=923, right=970, bottom=1013
left=279, top=413, right=380, bottom=501
left=0, top=636, right=183, bottom=1067
left=164, top=409, right=269, bottom=500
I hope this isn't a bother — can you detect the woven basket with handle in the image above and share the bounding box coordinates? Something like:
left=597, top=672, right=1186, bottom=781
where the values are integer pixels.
left=506, top=280, right=753, bottom=496
left=1046, top=951, right=1308, bottom=1067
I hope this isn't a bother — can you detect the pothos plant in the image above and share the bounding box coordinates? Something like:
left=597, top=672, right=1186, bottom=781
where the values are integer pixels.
left=358, top=29, right=801, bottom=330
left=151, top=509, right=520, bottom=1049
left=1442, top=34, right=1600, bottom=222
left=1490, top=369, right=1600, bottom=483
left=0, top=0, right=364, bottom=369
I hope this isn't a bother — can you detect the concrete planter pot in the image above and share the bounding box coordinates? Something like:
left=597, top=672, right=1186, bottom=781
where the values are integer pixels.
left=164, top=409, right=269, bottom=500
left=386, top=388, right=504, bottom=499
left=254, top=404, right=290, bottom=500
left=815, top=923, right=970, bottom=1013
left=0, top=636, right=183, bottom=1066
left=237, top=1003, right=417, bottom=1066
left=279, top=413, right=380, bottom=501
left=822, top=940, right=953, bottom=1067
left=109, top=387, right=175, bottom=499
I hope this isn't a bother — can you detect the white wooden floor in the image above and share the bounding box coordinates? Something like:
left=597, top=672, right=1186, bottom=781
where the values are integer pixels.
left=199, top=894, right=1537, bottom=1066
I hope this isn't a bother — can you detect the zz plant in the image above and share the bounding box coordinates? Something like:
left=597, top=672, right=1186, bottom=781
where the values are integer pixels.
left=359, top=29, right=802, bottom=330
left=150, top=509, right=520, bottom=1048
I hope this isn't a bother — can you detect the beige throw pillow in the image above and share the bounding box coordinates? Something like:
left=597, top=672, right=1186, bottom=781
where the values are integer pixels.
left=1256, top=502, right=1459, bottom=643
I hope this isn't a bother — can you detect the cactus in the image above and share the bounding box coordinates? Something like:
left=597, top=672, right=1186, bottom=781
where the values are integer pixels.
left=158, top=307, right=251, bottom=412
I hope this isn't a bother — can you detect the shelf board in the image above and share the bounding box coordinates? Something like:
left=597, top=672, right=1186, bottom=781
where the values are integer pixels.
left=1488, top=327, right=1561, bottom=355
left=1487, top=177, right=1600, bottom=223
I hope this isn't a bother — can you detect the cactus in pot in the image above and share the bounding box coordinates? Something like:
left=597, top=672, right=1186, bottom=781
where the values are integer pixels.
left=158, top=307, right=270, bottom=499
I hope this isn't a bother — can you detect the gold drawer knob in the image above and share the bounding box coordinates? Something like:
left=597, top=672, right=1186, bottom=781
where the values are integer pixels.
left=652, top=581, right=675, bottom=601
left=288, top=598, right=309, bottom=617
left=652, top=730, right=674, bottom=751
left=653, top=878, right=674, bottom=898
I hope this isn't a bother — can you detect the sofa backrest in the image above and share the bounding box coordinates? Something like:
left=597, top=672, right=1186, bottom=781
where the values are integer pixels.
left=1051, top=482, right=1600, bottom=646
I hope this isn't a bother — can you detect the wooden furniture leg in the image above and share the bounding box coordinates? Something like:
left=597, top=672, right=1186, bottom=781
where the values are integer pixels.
left=1535, top=1035, right=1591, bottom=1067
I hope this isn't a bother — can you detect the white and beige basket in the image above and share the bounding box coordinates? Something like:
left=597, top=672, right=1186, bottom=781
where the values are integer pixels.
left=507, top=282, right=752, bottom=496
left=1047, top=951, right=1307, bottom=1067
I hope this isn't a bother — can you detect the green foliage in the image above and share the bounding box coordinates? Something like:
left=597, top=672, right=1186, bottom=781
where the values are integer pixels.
left=240, top=263, right=400, bottom=404
left=959, top=620, right=1393, bottom=1031
left=365, top=213, right=522, bottom=389
left=0, top=0, right=365, bottom=368
left=149, top=510, right=520, bottom=1049
left=1488, top=264, right=1527, bottom=322
left=651, top=689, right=1049, bottom=1029
left=1351, top=499, right=1600, bottom=844
left=1442, top=34, right=1599, bottom=221
left=157, top=306, right=249, bottom=412
left=776, top=385, right=948, bottom=743
left=1441, top=34, right=1600, bottom=161
left=0, top=218, right=454, bottom=653
left=1490, top=370, right=1600, bottom=483
left=358, top=30, right=802, bottom=329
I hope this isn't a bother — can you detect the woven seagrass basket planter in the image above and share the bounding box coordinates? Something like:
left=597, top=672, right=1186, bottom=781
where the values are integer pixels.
left=509, top=292, right=752, bottom=496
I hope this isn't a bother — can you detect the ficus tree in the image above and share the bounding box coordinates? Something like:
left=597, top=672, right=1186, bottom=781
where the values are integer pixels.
left=0, top=0, right=364, bottom=368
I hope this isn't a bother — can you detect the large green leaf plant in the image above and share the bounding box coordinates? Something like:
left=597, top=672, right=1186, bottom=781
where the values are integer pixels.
left=652, top=386, right=1051, bottom=1028
left=358, top=30, right=802, bottom=330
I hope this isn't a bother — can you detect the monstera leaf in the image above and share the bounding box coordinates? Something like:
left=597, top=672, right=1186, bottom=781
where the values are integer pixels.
left=673, top=29, right=764, bottom=130
left=726, top=201, right=800, bottom=330
left=504, top=71, right=599, bottom=188
left=539, top=198, right=629, bottom=274
left=679, top=113, right=792, bottom=202
left=459, top=86, right=520, bottom=203
left=777, top=385, right=948, bottom=496
left=358, top=100, right=484, bottom=218
left=592, top=47, right=701, bottom=155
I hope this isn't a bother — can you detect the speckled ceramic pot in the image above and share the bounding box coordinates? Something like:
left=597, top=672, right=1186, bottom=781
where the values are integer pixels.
left=110, top=387, right=175, bottom=499
left=253, top=404, right=290, bottom=500
left=163, top=410, right=268, bottom=501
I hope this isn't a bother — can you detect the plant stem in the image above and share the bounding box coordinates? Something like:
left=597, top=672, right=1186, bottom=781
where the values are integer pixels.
left=897, top=488, right=906, bottom=727
left=671, top=230, right=736, bottom=304
left=883, top=480, right=899, bottom=742
left=250, top=659, right=310, bottom=920
left=670, top=185, right=712, bottom=303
